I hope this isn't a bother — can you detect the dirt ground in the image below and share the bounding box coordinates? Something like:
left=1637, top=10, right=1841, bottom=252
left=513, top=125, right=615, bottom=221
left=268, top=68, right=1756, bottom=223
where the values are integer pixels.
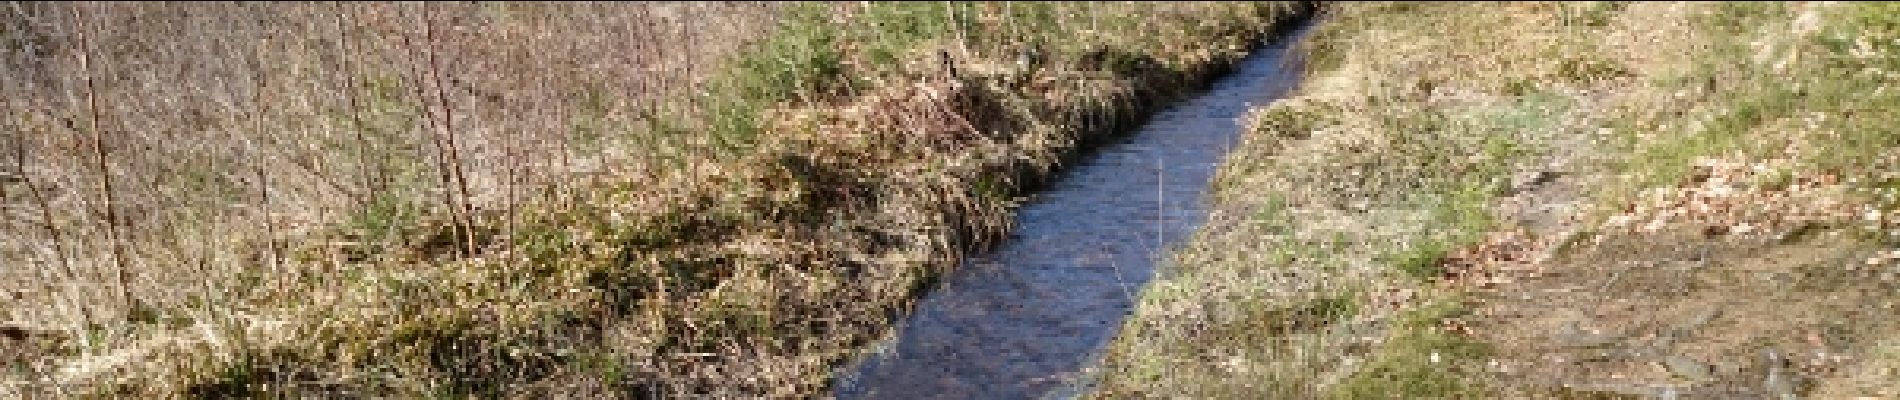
left=1450, top=145, right=1900, bottom=398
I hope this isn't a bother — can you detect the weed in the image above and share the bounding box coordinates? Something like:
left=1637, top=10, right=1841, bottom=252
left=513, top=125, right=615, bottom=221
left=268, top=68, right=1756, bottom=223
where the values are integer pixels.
left=1333, top=300, right=1487, bottom=399
left=1389, top=241, right=1452, bottom=281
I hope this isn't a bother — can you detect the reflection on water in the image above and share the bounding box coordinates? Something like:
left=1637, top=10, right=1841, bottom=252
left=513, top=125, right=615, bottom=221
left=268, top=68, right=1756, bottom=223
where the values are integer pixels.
left=835, top=26, right=1312, bottom=400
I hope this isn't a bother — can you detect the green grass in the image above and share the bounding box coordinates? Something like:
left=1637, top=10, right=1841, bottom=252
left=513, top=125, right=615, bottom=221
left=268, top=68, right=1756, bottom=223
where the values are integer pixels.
left=1387, top=240, right=1452, bottom=281
left=1610, top=1, right=1900, bottom=192
left=695, top=3, right=840, bottom=153
left=1333, top=330, right=1488, bottom=399
left=1334, top=299, right=1488, bottom=399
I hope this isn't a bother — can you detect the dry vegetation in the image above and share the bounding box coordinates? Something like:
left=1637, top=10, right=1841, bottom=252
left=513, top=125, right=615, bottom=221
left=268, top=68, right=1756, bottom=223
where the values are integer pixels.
left=1, top=0, right=784, bottom=320
left=2, top=1, right=1313, bottom=397
left=1097, top=1, right=1900, bottom=398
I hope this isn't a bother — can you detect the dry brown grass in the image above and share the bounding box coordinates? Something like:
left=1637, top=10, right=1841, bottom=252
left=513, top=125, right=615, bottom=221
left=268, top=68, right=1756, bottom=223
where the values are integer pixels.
left=1, top=1, right=782, bottom=322
left=3, top=1, right=1313, bottom=397
left=3, top=2, right=789, bottom=396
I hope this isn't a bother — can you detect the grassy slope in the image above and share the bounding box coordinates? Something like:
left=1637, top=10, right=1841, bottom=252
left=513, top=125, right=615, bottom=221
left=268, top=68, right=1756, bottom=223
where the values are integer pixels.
left=3, top=2, right=1314, bottom=398
left=1097, top=2, right=1900, bottom=398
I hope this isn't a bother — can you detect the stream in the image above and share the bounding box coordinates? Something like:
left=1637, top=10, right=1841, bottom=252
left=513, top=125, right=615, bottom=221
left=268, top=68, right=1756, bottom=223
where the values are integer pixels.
left=833, top=25, right=1312, bottom=399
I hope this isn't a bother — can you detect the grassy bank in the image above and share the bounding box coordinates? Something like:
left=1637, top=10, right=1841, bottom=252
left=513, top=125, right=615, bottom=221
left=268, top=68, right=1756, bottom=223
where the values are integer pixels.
left=2, top=1, right=1313, bottom=397
left=1097, top=1, right=1900, bottom=397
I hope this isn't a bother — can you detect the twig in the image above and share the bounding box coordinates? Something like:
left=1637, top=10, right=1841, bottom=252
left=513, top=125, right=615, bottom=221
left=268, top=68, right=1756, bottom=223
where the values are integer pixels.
left=401, top=3, right=471, bottom=257
left=70, top=2, right=135, bottom=314
left=7, top=80, right=92, bottom=325
left=551, top=4, right=578, bottom=211
left=247, top=5, right=282, bottom=274
left=638, top=5, right=660, bottom=118
left=499, top=5, right=522, bottom=268
left=946, top=1, right=969, bottom=59
left=681, top=8, right=697, bottom=119
left=332, top=1, right=379, bottom=205
left=420, top=2, right=477, bottom=256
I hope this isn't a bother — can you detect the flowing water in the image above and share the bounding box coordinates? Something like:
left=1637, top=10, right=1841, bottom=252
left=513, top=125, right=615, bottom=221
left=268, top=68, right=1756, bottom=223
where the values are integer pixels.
left=834, top=26, right=1312, bottom=399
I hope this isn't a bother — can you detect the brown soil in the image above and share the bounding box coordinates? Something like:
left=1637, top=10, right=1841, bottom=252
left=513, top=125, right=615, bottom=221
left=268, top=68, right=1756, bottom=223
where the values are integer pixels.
left=1453, top=146, right=1900, bottom=399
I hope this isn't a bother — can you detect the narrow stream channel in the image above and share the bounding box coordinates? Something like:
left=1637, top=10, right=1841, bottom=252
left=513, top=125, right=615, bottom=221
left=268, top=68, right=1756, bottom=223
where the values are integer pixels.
left=833, top=25, right=1312, bottom=400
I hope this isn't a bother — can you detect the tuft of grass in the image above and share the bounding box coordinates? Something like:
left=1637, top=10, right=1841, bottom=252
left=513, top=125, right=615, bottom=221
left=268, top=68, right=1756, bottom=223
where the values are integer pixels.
left=1387, top=241, right=1452, bottom=281
left=1333, top=299, right=1487, bottom=399
left=697, top=3, right=844, bottom=153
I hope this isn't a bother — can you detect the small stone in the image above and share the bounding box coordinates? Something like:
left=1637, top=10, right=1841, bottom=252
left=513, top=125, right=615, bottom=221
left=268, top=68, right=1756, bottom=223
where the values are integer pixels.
left=1764, top=351, right=1797, bottom=400
left=1704, top=225, right=1729, bottom=237
left=1663, top=355, right=1714, bottom=382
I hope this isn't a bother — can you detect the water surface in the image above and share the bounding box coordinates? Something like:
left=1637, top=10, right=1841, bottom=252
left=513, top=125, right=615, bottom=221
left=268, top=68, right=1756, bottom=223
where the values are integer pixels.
left=834, top=27, right=1311, bottom=399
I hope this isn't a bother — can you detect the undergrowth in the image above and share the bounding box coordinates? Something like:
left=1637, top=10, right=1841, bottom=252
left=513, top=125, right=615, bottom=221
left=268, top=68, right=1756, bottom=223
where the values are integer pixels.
left=1, top=2, right=1317, bottom=398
